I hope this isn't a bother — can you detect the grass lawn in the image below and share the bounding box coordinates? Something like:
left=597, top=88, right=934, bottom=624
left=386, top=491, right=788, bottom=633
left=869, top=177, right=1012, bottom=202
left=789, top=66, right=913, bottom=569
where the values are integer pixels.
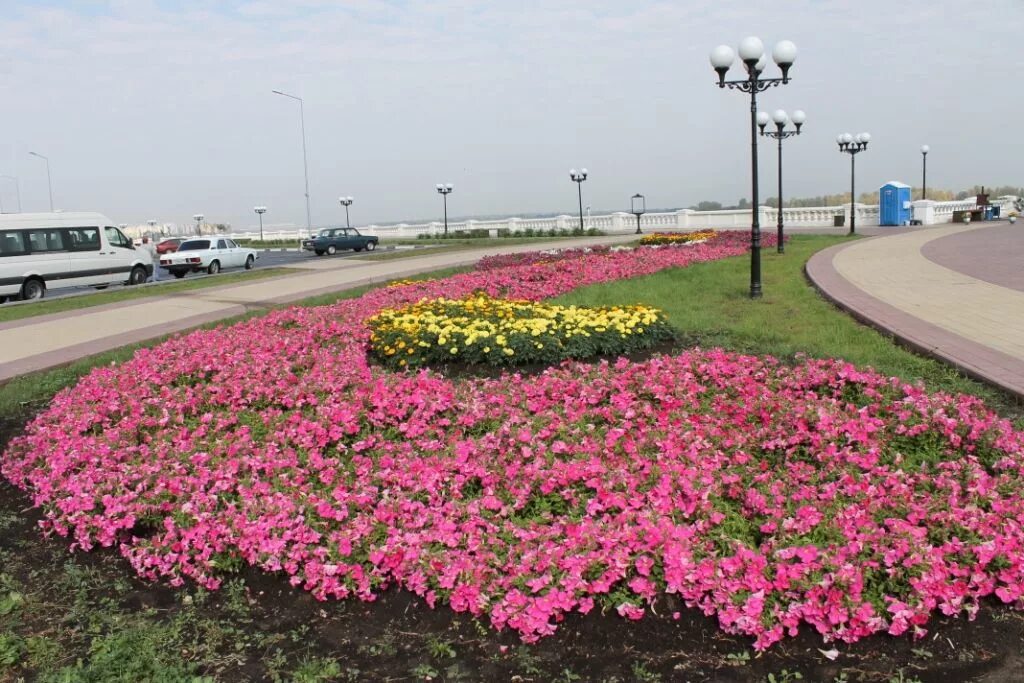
left=2, top=236, right=1023, bottom=682
left=0, top=267, right=295, bottom=325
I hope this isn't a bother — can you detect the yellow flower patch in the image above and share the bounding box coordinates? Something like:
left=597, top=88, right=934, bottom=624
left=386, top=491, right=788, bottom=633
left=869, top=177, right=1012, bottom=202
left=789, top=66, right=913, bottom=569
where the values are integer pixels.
left=639, top=230, right=717, bottom=246
left=368, top=294, right=674, bottom=368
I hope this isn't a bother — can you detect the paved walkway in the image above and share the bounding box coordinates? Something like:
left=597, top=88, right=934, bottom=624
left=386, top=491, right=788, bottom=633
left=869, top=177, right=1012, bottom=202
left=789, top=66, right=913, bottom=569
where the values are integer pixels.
left=0, top=235, right=638, bottom=382
left=806, top=221, right=1024, bottom=399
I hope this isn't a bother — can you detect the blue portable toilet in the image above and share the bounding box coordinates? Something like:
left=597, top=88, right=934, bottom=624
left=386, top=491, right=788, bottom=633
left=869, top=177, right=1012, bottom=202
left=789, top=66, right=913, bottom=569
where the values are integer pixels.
left=879, top=181, right=912, bottom=226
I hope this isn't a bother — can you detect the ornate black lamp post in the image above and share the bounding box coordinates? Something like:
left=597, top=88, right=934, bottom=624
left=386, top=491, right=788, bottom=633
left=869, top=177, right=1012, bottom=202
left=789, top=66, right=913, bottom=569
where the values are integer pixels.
left=758, top=108, right=805, bottom=254
left=254, top=206, right=267, bottom=241
left=836, top=132, right=871, bottom=235
left=920, top=145, right=929, bottom=200
left=709, top=37, right=797, bottom=299
left=630, top=193, right=646, bottom=234
left=339, top=196, right=353, bottom=228
left=569, top=169, right=588, bottom=234
left=436, top=183, right=453, bottom=236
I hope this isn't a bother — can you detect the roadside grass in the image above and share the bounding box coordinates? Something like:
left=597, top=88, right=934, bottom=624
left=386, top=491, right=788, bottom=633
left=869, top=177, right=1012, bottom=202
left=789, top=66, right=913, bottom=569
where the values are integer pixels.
left=0, top=267, right=296, bottom=325
left=555, top=235, right=1021, bottom=419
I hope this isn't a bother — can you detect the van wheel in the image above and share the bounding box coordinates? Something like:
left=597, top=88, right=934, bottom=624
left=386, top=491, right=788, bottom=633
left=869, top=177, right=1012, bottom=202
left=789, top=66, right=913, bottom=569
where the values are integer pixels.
left=128, top=266, right=148, bottom=286
left=207, top=260, right=221, bottom=275
left=366, top=241, right=377, bottom=251
left=20, top=278, right=45, bottom=301
left=327, top=245, right=337, bottom=255
left=0, top=296, right=8, bottom=304
left=244, top=255, right=255, bottom=270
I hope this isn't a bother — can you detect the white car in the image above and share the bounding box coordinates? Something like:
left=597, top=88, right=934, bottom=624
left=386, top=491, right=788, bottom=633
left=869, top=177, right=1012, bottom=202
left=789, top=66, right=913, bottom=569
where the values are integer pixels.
left=159, top=237, right=258, bottom=279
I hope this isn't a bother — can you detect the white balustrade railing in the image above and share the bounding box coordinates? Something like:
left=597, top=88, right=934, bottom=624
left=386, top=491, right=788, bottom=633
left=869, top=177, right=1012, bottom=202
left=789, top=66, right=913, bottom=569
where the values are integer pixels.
left=223, top=195, right=1021, bottom=241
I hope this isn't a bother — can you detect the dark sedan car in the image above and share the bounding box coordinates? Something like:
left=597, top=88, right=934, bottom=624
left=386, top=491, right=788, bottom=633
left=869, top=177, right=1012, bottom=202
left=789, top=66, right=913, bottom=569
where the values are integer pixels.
left=302, top=228, right=379, bottom=256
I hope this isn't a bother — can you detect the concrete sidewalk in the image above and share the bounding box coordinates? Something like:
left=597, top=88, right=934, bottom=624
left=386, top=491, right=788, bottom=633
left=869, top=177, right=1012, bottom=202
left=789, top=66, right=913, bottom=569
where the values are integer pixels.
left=0, top=235, right=637, bottom=382
left=806, top=222, right=1024, bottom=399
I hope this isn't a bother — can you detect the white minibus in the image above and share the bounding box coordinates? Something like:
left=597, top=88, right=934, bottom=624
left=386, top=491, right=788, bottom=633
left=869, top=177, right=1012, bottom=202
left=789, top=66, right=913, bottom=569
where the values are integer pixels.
left=0, top=212, right=153, bottom=302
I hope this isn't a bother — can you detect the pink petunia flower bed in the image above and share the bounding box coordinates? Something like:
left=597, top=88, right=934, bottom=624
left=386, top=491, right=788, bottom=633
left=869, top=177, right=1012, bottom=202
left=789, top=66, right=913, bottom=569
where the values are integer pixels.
left=5, top=230, right=1024, bottom=651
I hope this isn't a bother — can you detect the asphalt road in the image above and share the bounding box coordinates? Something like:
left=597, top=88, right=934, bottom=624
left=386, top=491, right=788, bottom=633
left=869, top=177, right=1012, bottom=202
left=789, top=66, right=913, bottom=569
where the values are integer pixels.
left=14, top=247, right=416, bottom=302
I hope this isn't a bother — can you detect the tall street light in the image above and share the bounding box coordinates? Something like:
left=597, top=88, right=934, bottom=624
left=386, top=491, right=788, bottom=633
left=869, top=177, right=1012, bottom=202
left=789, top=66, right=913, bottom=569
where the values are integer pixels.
left=193, top=213, right=204, bottom=236
left=436, top=184, right=453, bottom=236
left=569, top=168, right=588, bottom=234
left=147, top=219, right=157, bottom=237
left=836, top=132, right=871, bottom=236
left=339, top=196, right=353, bottom=228
left=630, top=193, right=646, bottom=234
left=28, top=151, right=54, bottom=211
left=272, top=90, right=312, bottom=238
left=254, top=206, right=267, bottom=241
left=758, top=108, right=805, bottom=254
left=0, top=175, right=21, bottom=213
left=710, top=36, right=797, bottom=299
left=920, top=145, right=930, bottom=200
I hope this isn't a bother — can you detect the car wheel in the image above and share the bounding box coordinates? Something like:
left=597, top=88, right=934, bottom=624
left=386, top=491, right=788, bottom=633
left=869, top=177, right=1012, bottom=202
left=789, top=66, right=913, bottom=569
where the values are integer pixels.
left=93, top=285, right=109, bottom=290
left=173, top=271, right=187, bottom=279
left=354, top=246, right=363, bottom=252
left=315, top=250, right=325, bottom=256
left=20, top=278, right=45, bottom=301
left=128, top=265, right=148, bottom=286
left=327, top=245, right=337, bottom=256
left=244, top=255, right=255, bottom=270
left=366, top=241, right=377, bottom=251
left=0, top=296, right=8, bottom=304
left=207, top=260, right=221, bottom=275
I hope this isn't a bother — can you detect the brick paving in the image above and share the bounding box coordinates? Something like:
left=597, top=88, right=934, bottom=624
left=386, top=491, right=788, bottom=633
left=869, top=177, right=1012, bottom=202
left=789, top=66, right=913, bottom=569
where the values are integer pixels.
left=806, top=222, right=1024, bottom=399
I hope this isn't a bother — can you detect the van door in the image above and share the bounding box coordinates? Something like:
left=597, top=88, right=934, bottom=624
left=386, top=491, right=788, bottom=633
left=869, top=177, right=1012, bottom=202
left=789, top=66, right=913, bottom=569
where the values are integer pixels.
left=64, top=227, right=108, bottom=286
left=103, top=226, right=136, bottom=283
left=24, top=228, right=71, bottom=287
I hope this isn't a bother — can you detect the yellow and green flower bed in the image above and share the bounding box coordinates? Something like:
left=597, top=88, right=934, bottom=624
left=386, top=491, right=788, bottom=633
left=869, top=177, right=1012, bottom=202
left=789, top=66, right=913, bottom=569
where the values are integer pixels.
left=638, top=230, right=717, bottom=246
left=368, top=294, right=674, bottom=368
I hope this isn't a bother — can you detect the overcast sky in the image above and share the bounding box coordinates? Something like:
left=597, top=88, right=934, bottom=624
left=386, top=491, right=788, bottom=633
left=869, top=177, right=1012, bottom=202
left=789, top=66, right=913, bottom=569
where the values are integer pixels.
left=0, top=0, right=1020, bottom=230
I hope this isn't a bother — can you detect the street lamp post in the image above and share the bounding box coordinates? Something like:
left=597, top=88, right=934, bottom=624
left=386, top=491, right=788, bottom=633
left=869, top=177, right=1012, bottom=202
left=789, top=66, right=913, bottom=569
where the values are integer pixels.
left=193, top=213, right=204, bottom=236
left=630, top=193, right=646, bottom=234
left=0, top=176, right=21, bottom=213
left=710, top=37, right=797, bottom=299
left=836, top=132, right=871, bottom=236
left=339, top=196, right=353, bottom=229
left=147, top=220, right=157, bottom=238
left=758, top=108, right=805, bottom=254
left=272, top=90, right=312, bottom=238
left=569, top=169, right=588, bottom=234
left=28, top=152, right=53, bottom=211
left=436, top=184, right=453, bottom=236
left=920, top=145, right=930, bottom=200
left=254, top=206, right=267, bottom=241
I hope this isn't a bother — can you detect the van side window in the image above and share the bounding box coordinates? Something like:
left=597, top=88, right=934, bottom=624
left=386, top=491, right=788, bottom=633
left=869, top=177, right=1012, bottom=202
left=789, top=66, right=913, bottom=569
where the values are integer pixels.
left=104, top=226, right=130, bottom=248
left=65, top=228, right=101, bottom=252
left=27, top=229, right=66, bottom=252
left=0, top=231, right=28, bottom=257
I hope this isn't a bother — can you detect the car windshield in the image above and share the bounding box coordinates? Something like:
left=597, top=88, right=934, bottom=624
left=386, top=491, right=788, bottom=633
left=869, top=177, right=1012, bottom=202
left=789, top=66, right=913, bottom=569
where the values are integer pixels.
left=178, top=240, right=211, bottom=251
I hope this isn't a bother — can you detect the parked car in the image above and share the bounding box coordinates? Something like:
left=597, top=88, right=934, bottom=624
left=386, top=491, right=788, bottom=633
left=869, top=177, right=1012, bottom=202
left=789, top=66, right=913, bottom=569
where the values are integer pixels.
left=0, top=212, right=152, bottom=302
left=156, top=237, right=184, bottom=255
left=302, top=228, right=379, bottom=256
left=159, top=237, right=258, bottom=279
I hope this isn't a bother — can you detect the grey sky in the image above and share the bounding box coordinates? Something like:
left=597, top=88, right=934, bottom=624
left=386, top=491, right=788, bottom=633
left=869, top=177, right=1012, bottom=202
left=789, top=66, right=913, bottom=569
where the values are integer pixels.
left=1, top=0, right=1020, bottom=231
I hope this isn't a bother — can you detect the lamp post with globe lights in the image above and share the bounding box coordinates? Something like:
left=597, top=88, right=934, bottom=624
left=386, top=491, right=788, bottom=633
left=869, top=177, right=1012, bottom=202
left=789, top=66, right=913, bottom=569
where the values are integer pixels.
left=254, top=206, right=267, bottom=241
left=920, top=145, right=930, bottom=200
left=758, top=108, right=805, bottom=254
left=837, top=133, right=870, bottom=235
left=193, top=213, right=204, bottom=236
left=436, top=184, right=453, bottom=236
left=630, top=193, right=646, bottom=234
left=339, top=197, right=353, bottom=229
left=709, top=37, right=797, bottom=298
left=569, top=168, right=588, bottom=234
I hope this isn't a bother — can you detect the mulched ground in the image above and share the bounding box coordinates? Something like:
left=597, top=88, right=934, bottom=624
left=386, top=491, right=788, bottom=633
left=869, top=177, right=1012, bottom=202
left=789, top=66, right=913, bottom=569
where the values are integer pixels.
left=3, top=391, right=1024, bottom=682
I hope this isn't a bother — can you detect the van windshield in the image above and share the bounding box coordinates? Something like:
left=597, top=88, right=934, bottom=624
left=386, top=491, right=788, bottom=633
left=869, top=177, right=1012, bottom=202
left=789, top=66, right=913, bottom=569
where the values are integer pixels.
left=178, top=240, right=211, bottom=251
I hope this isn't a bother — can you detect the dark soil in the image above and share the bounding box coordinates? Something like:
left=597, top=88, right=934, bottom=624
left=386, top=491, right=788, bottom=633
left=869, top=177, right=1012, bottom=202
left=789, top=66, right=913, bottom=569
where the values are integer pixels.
left=4, top=405, right=1024, bottom=682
